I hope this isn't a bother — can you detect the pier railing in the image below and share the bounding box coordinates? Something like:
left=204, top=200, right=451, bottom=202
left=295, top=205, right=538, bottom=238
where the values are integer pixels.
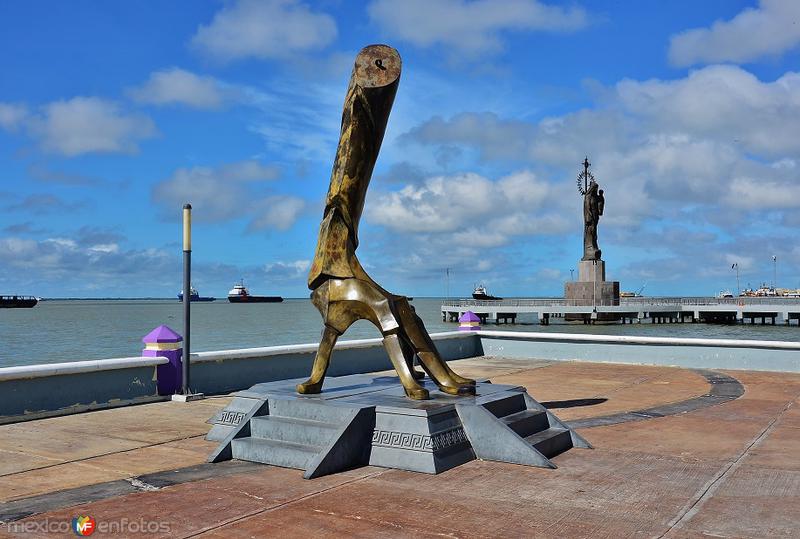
left=441, top=296, right=800, bottom=308
left=3, top=329, right=799, bottom=425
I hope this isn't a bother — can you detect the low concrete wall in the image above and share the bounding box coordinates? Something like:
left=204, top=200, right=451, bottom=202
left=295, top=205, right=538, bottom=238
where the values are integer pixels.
left=191, top=331, right=482, bottom=395
left=478, top=330, right=800, bottom=372
left=0, top=357, right=168, bottom=424
left=3, top=328, right=798, bottom=425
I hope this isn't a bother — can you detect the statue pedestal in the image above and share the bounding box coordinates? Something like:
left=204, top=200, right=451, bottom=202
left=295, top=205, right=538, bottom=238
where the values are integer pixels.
left=578, top=259, right=605, bottom=282
left=206, top=374, right=590, bottom=478
left=565, top=259, right=620, bottom=310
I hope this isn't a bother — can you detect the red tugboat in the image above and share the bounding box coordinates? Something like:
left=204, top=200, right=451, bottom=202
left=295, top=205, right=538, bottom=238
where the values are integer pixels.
left=472, top=284, right=502, bottom=300
left=227, top=281, right=283, bottom=303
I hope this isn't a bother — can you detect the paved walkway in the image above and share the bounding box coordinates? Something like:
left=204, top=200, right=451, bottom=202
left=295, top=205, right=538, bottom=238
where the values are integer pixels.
left=1, top=357, right=798, bottom=538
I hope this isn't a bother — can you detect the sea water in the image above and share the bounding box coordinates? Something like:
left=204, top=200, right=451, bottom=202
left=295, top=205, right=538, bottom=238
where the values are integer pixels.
left=1, top=298, right=798, bottom=368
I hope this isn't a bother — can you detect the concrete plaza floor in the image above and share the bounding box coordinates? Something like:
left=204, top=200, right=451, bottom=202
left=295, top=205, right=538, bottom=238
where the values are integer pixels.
left=0, top=357, right=798, bottom=538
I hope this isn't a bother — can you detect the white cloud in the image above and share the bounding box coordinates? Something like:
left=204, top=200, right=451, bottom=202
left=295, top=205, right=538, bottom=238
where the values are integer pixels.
left=248, top=195, right=306, bottom=231
left=368, top=0, right=587, bottom=58
left=151, top=160, right=306, bottom=231
left=615, top=65, right=800, bottom=157
left=241, top=79, right=343, bottom=162
left=191, top=0, right=337, bottom=62
left=400, top=65, right=800, bottom=227
left=0, top=233, right=179, bottom=295
left=5, top=194, right=88, bottom=215
left=29, top=97, right=156, bottom=156
left=0, top=103, right=28, bottom=131
left=367, top=170, right=567, bottom=240
left=129, top=68, right=228, bottom=109
left=401, top=112, right=537, bottom=160
left=725, top=177, right=800, bottom=209
left=263, top=259, right=310, bottom=280
left=669, top=0, right=800, bottom=67
left=725, top=253, right=755, bottom=272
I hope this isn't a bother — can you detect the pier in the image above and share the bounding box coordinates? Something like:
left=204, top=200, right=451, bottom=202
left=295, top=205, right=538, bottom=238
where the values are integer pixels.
left=442, top=296, right=800, bottom=325
left=2, top=332, right=799, bottom=537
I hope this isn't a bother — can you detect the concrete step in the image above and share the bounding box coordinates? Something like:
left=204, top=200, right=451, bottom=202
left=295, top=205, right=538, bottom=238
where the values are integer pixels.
left=231, top=437, right=321, bottom=470
left=250, top=415, right=338, bottom=447
left=501, top=410, right=550, bottom=438
left=481, top=392, right=527, bottom=419
left=524, top=428, right=572, bottom=458
left=267, top=399, right=355, bottom=423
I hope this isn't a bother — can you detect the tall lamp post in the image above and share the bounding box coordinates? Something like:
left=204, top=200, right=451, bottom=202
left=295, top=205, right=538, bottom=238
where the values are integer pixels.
left=175, top=203, right=203, bottom=402
left=732, top=262, right=740, bottom=297
left=772, top=255, right=777, bottom=290
left=182, top=203, right=191, bottom=396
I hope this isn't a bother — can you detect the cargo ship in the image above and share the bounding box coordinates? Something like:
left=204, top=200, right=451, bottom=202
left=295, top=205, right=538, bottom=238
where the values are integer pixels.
left=227, top=281, right=283, bottom=303
left=472, top=285, right=501, bottom=300
left=0, top=295, right=39, bottom=308
left=177, top=286, right=216, bottom=302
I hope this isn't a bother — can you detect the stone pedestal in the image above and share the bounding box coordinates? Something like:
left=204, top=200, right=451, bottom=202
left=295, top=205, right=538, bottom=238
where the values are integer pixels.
left=578, top=259, right=605, bottom=282
left=206, top=374, right=590, bottom=478
left=565, top=258, right=620, bottom=311
left=564, top=281, right=620, bottom=306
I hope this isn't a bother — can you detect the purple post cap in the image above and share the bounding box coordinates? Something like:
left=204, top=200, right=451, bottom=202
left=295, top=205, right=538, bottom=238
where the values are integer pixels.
left=459, top=311, right=480, bottom=323
left=142, top=324, right=183, bottom=344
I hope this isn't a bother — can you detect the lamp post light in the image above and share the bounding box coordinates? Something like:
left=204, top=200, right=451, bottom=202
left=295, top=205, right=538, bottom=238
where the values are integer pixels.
left=174, top=203, right=204, bottom=402
left=772, top=255, right=777, bottom=290
left=182, top=203, right=191, bottom=396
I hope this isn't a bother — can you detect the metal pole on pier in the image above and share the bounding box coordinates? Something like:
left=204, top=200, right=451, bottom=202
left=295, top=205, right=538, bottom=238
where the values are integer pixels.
left=182, top=203, right=191, bottom=396
left=773, top=255, right=777, bottom=289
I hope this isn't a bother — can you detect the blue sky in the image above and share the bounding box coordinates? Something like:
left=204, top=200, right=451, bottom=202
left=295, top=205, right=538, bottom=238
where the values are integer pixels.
left=1, top=0, right=799, bottom=298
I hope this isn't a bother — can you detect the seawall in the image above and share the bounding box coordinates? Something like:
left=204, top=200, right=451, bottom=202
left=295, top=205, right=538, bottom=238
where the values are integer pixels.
left=1, top=330, right=798, bottom=425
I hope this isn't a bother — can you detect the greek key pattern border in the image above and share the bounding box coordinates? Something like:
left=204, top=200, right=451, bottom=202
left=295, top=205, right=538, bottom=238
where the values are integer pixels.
left=371, top=427, right=469, bottom=452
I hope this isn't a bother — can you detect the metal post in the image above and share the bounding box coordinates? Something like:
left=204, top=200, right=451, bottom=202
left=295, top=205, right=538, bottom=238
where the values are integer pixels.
left=570, top=268, right=574, bottom=281
left=773, top=255, right=777, bottom=289
left=182, top=203, right=191, bottom=395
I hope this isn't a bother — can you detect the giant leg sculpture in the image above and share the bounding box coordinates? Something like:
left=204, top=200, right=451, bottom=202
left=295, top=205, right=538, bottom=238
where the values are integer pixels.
left=298, top=45, right=474, bottom=400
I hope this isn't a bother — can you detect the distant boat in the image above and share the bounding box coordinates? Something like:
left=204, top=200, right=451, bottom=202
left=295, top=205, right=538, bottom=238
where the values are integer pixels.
left=472, top=284, right=501, bottom=300
left=717, top=290, right=734, bottom=298
left=177, top=286, right=216, bottom=302
left=0, top=295, right=38, bottom=308
left=741, top=283, right=777, bottom=297
left=227, top=281, right=283, bottom=303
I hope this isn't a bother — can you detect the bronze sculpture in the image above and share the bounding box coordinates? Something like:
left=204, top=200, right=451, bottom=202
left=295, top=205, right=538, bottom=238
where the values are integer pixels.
left=582, top=182, right=604, bottom=260
left=298, top=44, right=476, bottom=400
left=577, top=157, right=604, bottom=261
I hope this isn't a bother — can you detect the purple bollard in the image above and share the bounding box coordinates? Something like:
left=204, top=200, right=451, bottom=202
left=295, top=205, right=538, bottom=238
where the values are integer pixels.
left=142, top=325, right=183, bottom=395
left=459, top=311, right=481, bottom=331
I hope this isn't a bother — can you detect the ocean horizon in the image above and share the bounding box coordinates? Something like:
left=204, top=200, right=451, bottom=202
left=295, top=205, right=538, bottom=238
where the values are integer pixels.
left=2, top=297, right=799, bottom=369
